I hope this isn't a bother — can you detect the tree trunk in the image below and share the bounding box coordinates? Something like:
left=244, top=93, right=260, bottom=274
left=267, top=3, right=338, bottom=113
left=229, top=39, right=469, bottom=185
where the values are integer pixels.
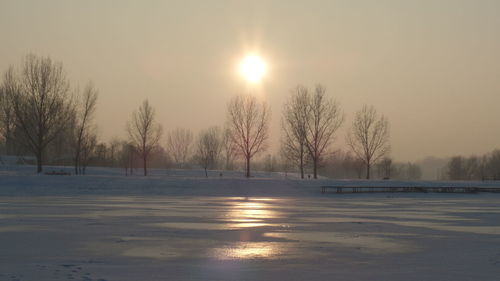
left=246, top=156, right=250, bottom=178
left=36, top=150, right=43, bottom=173
left=143, top=155, right=147, bottom=176
left=300, top=152, right=304, bottom=179
left=366, top=164, right=370, bottom=179
left=205, top=168, right=208, bottom=178
left=5, top=134, right=12, bottom=155
left=74, top=136, right=81, bottom=175
left=313, top=158, right=317, bottom=179
left=74, top=155, right=79, bottom=175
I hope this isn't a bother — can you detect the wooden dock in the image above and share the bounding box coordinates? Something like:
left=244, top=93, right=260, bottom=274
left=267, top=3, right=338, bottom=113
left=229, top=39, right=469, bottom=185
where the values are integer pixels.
left=320, top=185, right=500, bottom=194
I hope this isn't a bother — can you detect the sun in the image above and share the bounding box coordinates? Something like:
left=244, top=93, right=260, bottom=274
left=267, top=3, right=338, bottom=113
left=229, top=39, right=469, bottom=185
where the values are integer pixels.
left=239, top=55, right=267, bottom=83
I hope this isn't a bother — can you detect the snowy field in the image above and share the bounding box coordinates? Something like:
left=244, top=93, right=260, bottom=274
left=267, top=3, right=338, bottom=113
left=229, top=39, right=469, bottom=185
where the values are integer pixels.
left=1, top=166, right=500, bottom=280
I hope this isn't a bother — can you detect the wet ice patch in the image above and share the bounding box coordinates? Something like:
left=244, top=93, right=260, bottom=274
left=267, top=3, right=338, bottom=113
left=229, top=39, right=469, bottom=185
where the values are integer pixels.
left=0, top=225, right=47, bottom=232
left=264, top=231, right=416, bottom=253
left=123, top=245, right=183, bottom=259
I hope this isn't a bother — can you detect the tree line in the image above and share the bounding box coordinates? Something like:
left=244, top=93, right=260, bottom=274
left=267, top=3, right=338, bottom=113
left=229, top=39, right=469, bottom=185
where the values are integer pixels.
left=1, top=54, right=395, bottom=179
left=0, top=54, right=98, bottom=174
left=281, top=85, right=390, bottom=179
left=446, top=150, right=500, bottom=180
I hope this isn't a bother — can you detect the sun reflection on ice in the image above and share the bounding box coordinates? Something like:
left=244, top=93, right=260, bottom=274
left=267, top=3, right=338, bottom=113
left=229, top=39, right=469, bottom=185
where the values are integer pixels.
left=211, top=242, right=283, bottom=260
left=212, top=198, right=286, bottom=259
left=225, top=198, right=279, bottom=228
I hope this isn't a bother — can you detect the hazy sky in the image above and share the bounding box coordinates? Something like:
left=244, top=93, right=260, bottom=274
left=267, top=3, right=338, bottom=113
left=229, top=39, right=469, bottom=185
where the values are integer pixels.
left=1, top=0, right=499, bottom=161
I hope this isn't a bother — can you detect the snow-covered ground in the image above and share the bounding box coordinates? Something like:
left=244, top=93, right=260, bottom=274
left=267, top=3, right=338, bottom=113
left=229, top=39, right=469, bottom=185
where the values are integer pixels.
left=1, top=165, right=500, bottom=197
left=1, top=166, right=500, bottom=280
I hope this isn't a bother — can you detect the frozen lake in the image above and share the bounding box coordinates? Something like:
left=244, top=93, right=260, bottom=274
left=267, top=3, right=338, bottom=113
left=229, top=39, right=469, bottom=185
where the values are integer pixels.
left=1, top=194, right=499, bottom=281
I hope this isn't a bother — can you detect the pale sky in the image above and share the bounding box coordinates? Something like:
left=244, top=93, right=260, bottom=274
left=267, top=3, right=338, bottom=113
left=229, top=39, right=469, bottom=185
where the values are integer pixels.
left=1, top=0, right=499, bottom=161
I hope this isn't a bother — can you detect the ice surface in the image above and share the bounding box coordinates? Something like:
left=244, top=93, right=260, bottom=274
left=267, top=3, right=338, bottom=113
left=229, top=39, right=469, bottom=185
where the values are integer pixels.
left=1, top=166, right=500, bottom=280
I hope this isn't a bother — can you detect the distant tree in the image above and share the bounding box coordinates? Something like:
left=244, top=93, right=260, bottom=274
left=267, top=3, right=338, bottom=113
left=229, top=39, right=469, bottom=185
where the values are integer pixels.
left=487, top=150, right=500, bottom=179
left=389, top=162, right=421, bottom=180
left=127, top=99, right=163, bottom=176
left=407, top=162, right=422, bottom=180
left=447, top=150, right=500, bottom=180
left=8, top=54, right=74, bottom=173
left=340, top=151, right=365, bottom=179
left=221, top=127, right=237, bottom=170
left=263, top=154, right=278, bottom=172
left=108, top=138, right=122, bottom=167
left=166, top=128, right=193, bottom=168
left=478, top=155, right=488, bottom=180
left=118, top=142, right=136, bottom=176
left=304, top=85, right=344, bottom=179
left=148, top=145, right=172, bottom=170
left=464, top=155, right=480, bottom=180
left=377, top=157, right=393, bottom=179
left=93, top=143, right=108, bottom=164
left=195, top=127, right=222, bottom=177
left=281, top=85, right=309, bottom=178
left=418, top=156, right=449, bottom=180
left=227, top=94, right=270, bottom=178
left=279, top=147, right=293, bottom=178
left=73, top=82, right=98, bottom=175
left=347, top=105, right=390, bottom=179
left=447, top=156, right=465, bottom=180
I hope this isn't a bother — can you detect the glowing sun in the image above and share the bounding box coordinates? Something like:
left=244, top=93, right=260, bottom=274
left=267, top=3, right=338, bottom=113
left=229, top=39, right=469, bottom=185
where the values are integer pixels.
left=239, top=55, right=267, bottom=83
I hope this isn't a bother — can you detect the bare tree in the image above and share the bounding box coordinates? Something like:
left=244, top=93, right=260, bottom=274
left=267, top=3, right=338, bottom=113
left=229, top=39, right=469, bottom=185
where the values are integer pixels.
left=221, top=127, right=237, bottom=170
left=195, top=127, right=222, bottom=177
left=166, top=128, right=193, bottom=168
left=78, top=131, right=97, bottom=175
left=0, top=68, right=17, bottom=155
left=8, top=54, right=73, bottom=173
left=227, top=94, right=270, bottom=178
left=347, top=105, right=390, bottom=179
left=281, top=85, right=309, bottom=178
left=127, top=99, right=163, bottom=176
left=304, top=85, right=344, bottom=179
left=73, top=82, right=98, bottom=175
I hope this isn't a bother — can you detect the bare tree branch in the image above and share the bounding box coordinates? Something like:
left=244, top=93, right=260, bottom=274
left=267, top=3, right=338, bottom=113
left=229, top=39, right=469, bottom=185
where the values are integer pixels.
left=73, top=82, right=98, bottom=175
left=281, top=85, right=309, bottom=178
left=303, top=85, right=344, bottom=179
left=127, top=99, right=163, bottom=176
left=227, top=94, right=270, bottom=177
left=166, top=128, right=193, bottom=168
left=8, top=54, right=73, bottom=173
left=0, top=67, right=18, bottom=155
left=195, top=126, right=222, bottom=177
left=346, top=105, right=390, bottom=179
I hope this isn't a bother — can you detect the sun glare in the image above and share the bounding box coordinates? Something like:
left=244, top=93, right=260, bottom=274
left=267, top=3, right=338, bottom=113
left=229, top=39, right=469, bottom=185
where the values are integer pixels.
left=239, top=55, right=267, bottom=83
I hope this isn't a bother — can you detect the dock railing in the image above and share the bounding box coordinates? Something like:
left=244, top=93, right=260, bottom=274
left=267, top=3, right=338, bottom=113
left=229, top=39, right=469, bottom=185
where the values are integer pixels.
left=320, top=186, right=500, bottom=194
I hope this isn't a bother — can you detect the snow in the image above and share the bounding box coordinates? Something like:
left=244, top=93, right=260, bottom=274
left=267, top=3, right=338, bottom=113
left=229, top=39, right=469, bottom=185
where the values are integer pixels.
left=1, top=165, right=500, bottom=280
left=1, top=165, right=499, bottom=197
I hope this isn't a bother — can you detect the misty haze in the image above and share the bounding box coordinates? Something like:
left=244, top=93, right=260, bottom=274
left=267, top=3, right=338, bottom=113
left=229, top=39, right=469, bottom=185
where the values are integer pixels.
left=1, top=1, right=500, bottom=281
